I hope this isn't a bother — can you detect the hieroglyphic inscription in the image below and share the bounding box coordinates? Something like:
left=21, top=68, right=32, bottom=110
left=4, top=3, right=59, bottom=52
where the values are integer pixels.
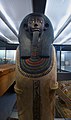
left=33, top=80, right=40, bottom=120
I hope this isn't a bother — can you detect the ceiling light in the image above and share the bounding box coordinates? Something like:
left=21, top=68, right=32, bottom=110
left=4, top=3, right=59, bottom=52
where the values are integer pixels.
left=0, top=4, right=18, bottom=35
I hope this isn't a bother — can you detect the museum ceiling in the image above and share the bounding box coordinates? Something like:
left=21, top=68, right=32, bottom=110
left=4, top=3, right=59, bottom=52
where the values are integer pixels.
left=0, top=0, right=71, bottom=45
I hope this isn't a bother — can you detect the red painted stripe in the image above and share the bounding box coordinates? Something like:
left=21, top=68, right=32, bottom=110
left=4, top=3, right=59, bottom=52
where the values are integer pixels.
left=26, top=58, right=46, bottom=66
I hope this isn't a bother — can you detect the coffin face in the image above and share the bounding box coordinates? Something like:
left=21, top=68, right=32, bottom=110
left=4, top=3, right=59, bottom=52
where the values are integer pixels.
left=18, top=13, right=54, bottom=58
left=28, top=16, right=44, bottom=32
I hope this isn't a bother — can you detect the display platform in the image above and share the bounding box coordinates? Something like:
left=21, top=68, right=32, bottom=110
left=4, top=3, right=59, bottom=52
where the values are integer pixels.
left=8, top=110, right=68, bottom=120
left=56, top=80, right=71, bottom=118
left=0, top=64, right=16, bottom=96
left=8, top=99, right=71, bottom=120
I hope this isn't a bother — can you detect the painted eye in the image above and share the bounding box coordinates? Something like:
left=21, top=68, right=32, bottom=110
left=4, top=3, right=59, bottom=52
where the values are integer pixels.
left=32, top=20, right=34, bottom=23
left=29, top=21, right=32, bottom=24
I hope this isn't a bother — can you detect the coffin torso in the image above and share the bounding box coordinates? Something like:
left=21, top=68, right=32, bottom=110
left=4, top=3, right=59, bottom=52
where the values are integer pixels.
left=15, top=46, right=58, bottom=120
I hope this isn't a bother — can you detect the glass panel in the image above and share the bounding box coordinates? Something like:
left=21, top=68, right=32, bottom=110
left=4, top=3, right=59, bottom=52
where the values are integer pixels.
left=0, top=50, right=5, bottom=64
left=62, top=51, right=71, bottom=72
left=6, top=50, right=16, bottom=64
left=57, top=51, right=60, bottom=70
left=57, top=50, right=71, bottom=72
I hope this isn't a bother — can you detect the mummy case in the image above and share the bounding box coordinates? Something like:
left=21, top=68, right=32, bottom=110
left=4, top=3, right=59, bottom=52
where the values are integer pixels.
left=14, top=13, right=58, bottom=120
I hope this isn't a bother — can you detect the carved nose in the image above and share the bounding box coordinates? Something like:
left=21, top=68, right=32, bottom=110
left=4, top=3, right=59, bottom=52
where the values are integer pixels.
left=34, top=24, right=38, bottom=27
